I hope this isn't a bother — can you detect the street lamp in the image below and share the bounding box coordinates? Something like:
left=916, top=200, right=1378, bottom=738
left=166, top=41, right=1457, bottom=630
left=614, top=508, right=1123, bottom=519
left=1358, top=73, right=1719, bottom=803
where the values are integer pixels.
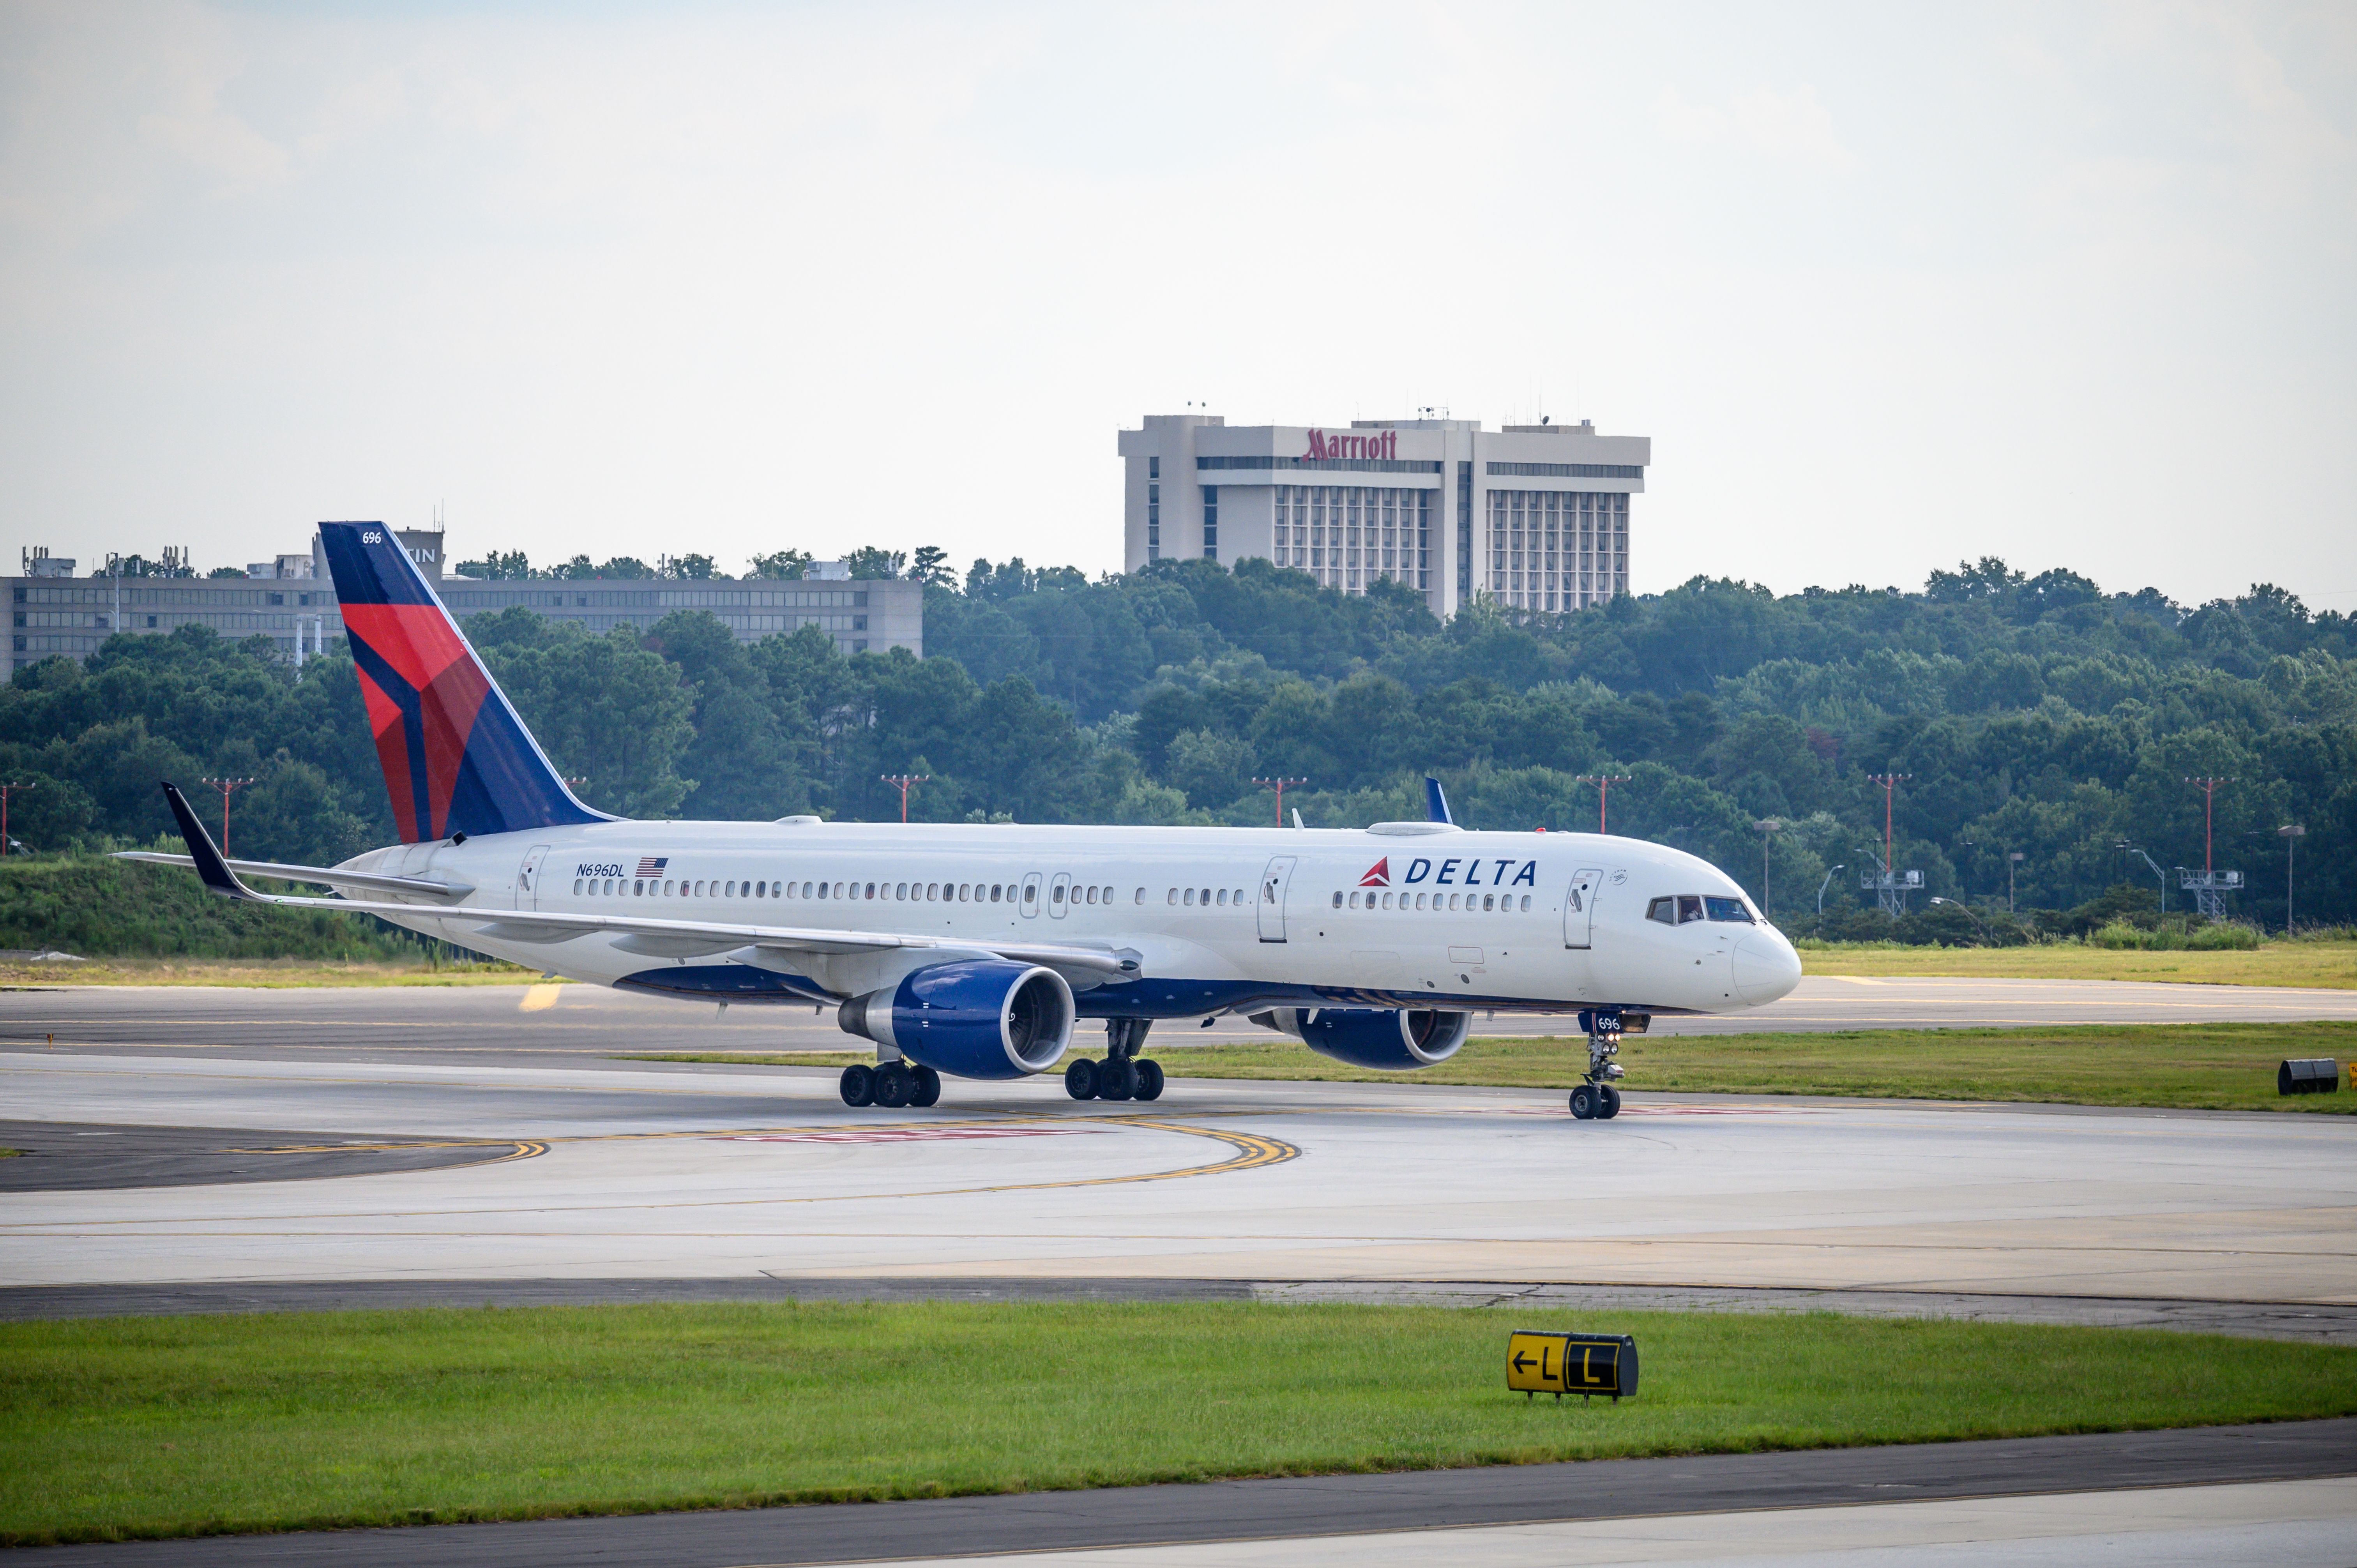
left=2281, top=825, right=2306, bottom=936
left=2007, top=851, right=2024, bottom=914
left=0, top=781, right=33, bottom=858
left=1928, top=897, right=1991, bottom=946
left=1753, top=818, right=1782, bottom=915
left=1817, top=864, right=1844, bottom=918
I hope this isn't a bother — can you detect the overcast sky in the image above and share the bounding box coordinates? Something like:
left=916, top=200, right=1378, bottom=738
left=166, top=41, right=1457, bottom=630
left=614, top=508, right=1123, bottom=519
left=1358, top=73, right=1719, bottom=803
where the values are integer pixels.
left=2, top=1, right=2351, bottom=609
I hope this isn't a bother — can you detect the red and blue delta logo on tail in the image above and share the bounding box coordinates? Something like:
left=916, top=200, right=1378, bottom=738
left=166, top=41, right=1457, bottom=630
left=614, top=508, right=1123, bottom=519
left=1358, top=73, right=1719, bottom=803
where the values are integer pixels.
left=317, top=523, right=608, bottom=844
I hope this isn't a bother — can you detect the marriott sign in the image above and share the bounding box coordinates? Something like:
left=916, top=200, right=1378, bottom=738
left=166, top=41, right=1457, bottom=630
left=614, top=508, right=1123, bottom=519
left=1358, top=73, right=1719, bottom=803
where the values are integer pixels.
left=1302, top=429, right=1399, bottom=461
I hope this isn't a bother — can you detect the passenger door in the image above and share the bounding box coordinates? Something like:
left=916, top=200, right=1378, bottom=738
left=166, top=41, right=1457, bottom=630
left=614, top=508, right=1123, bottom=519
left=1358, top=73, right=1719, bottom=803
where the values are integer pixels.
left=1049, top=871, right=1071, bottom=919
left=1563, top=866, right=1603, bottom=949
left=517, top=844, right=551, bottom=911
left=1258, top=855, right=1297, bottom=943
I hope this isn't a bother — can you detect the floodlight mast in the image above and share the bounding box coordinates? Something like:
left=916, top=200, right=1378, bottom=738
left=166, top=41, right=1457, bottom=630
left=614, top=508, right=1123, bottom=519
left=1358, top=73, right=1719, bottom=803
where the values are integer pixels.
left=2281, top=825, right=2305, bottom=935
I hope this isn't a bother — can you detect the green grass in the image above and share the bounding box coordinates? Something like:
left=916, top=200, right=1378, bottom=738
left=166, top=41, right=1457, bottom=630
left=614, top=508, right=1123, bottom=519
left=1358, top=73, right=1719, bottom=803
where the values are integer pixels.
left=1793, top=939, right=2357, bottom=989
left=637, top=1020, right=2357, bottom=1113
left=0, top=855, right=433, bottom=962
left=0, top=955, right=543, bottom=987
left=5, top=1303, right=2355, bottom=1546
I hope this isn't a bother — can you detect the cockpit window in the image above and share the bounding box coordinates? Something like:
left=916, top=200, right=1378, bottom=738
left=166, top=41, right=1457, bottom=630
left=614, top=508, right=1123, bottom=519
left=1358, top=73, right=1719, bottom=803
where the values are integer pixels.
left=1705, top=896, right=1753, bottom=923
left=1646, top=897, right=1675, bottom=924
left=1676, top=895, right=1705, bottom=923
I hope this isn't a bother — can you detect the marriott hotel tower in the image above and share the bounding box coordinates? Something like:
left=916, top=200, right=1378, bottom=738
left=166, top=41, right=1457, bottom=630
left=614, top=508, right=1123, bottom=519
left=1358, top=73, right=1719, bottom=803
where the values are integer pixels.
left=1118, top=413, right=1649, bottom=620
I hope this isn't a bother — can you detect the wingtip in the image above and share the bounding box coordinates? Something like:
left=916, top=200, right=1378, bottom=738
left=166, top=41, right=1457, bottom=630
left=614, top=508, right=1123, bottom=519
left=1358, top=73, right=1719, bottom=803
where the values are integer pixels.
left=159, top=782, right=254, bottom=900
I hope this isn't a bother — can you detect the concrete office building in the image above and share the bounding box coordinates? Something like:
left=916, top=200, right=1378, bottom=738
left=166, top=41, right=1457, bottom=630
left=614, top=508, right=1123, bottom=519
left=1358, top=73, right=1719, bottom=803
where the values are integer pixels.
left=9, top=529, right=921, bottom=675
left=1118, top=413, right=1648, bottom=620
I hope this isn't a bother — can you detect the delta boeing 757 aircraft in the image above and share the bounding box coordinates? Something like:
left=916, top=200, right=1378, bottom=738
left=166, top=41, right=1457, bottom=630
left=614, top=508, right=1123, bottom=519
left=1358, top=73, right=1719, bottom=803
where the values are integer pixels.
left=132, top=522, right=1802, bottom=1119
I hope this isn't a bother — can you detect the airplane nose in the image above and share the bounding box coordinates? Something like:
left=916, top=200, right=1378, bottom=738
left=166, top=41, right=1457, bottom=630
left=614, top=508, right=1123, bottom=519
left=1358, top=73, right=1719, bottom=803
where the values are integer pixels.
left=1732, top=930, right=1803, bottom=1006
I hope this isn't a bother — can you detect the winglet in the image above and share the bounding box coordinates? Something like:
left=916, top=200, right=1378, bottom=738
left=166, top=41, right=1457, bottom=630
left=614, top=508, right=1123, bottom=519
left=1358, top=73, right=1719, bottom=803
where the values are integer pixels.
left=1424, top=776, right=1453, bottom=825
left=161, top=783, right=258, bottom=901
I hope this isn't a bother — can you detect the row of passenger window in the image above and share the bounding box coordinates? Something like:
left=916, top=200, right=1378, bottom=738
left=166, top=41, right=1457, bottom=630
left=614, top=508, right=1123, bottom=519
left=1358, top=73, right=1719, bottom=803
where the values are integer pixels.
left=1647, top=895, right=1754, bottom=925
left=1338, top=889, right=1533, bottom=913
left=568, top=876, right=1256, bottom=911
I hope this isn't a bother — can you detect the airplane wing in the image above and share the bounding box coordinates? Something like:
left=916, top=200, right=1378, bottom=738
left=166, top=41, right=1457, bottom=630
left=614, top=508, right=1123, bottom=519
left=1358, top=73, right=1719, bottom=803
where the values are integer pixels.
left=138, top=784, right=1140, bottom=980
left=114, top=852, right=474, bottom=901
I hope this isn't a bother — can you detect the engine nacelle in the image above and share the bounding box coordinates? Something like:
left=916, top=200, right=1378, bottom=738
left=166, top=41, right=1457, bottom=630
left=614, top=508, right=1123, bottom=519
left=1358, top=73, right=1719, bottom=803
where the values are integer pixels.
left=837, top=960, right=1074, bottom=1080
left=1249, top=1006, right=1471, bottom=1070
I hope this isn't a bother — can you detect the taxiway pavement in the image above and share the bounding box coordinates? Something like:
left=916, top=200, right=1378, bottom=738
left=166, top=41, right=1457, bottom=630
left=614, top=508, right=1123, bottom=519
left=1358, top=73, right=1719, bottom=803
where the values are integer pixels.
left=2, top=971, right=2354, bottom=1071
left=3, top=1005, right=2353, bottom=1304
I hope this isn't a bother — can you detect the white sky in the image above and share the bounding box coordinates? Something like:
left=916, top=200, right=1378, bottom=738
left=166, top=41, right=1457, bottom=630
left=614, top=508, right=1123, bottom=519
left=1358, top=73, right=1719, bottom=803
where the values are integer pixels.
left=2, top=1, right=2352, bottom=609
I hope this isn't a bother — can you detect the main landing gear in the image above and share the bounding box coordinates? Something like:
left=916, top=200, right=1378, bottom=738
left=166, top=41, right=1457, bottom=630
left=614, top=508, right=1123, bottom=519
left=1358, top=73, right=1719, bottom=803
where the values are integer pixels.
left=1570, top=1026, right=1625, bottom=1121
left=1065, top=1017, right=1165, bottom=1103
left=840, top=1060, right=941, bottom=1109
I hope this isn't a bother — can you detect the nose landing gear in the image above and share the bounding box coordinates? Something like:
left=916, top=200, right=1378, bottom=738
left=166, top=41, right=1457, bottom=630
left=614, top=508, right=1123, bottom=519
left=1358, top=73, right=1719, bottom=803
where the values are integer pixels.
left=1065, top=1018, right=1164, bottom=1102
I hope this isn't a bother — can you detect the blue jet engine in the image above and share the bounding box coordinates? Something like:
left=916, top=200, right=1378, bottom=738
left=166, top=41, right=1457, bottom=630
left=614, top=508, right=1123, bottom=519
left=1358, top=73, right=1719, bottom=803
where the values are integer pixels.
left=838, top=959, right=1075, bottom=1079
left=1251, top=1006, right=1471, bottom=1070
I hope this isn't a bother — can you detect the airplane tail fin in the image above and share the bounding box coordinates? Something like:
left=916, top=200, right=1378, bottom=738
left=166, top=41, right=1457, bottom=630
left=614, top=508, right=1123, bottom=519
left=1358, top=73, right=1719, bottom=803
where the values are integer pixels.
left=317, top=523, right=610, bottom=843
left=1424, top=775, right=1453, bottom=825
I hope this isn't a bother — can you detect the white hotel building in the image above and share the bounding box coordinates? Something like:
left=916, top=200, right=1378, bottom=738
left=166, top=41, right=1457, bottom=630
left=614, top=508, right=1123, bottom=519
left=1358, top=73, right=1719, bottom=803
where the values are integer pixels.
left=1118, top=413, right=1648, bottom=619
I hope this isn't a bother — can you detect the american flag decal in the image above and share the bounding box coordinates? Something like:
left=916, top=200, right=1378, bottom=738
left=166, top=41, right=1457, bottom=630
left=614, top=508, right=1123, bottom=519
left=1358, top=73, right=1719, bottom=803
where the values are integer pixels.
left=636, top=856, right=669, bottom=877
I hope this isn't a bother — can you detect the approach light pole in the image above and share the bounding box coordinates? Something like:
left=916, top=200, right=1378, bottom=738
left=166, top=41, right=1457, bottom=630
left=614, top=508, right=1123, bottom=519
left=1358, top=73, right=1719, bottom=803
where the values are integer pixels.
left=1753, top=818, right=1782, bottom=915
left=1576, top=775, right=1632, bottom=835
left=2281, top=825, right=2306, bottom=936
left=2007, top=851, right=2024, bottom=914
left=1865, top=773, right=1910, bottom=880
left=1252, top=777, right=1309, bottom=828
left=1817, top=863, right=1843, bottom=918
left=880, top=774, right=930, bottom=824
left=0, top=780, right=32, bottom=857
left=2185, top=777, right=2233, bottom=875
left=200, top=777, right=253, bottom=858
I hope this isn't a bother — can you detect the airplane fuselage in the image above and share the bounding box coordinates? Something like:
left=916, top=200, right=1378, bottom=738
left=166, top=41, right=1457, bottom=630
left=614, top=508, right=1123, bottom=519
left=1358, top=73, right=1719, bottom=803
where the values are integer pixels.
left=346, top=818, right=1803, bottom=1019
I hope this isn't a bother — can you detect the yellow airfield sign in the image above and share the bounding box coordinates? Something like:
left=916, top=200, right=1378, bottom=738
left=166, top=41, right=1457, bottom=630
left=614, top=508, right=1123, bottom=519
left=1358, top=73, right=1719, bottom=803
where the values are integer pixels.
left=1507, top=1330, right=1638, bottom=1402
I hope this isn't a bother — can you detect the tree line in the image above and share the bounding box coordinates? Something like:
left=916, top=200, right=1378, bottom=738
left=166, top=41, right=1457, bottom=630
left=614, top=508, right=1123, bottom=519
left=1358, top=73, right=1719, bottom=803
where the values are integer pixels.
left=2, top=553, right=2350, bottom=937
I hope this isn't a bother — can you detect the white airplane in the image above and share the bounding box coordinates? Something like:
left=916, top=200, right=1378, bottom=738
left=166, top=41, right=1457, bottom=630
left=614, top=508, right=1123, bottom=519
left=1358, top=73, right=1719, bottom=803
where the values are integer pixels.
left=131, top=523, right=1802, bottom=1119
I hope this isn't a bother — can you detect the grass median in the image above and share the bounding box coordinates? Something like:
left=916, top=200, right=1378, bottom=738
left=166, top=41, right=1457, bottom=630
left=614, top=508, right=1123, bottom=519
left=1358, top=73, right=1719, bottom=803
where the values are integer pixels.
left=1794, top=940, right=2357, bottom=990
left=6, top=1302, right=2356, bottom=1546
left=635, top=1020, right=2357, bottom=1113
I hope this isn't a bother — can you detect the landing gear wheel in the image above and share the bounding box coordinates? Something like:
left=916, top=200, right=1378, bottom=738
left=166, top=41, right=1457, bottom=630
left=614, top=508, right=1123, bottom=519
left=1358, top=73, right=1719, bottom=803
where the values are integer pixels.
left=1569, top=1083, right=1599, bottom=1120
left=1064, top=1058, right=1099, bottom=1100
left=1097, top=1058, right=1138, bottom=1102
left=910, top=1066, right=942, bottom=1107
left=873, top=1062, right=912, bottom=1109
left=1600, top=1085, right=1622, bottom=1119
left=839, top=1063, right=875, bottom=1108
left=1132, top=1058, right=1164, bottom=1102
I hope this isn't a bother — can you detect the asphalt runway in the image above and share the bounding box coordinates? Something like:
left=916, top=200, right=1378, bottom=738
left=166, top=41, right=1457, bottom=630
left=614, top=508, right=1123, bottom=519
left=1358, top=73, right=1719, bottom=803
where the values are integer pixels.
left=18, top=1422, right=2357, bottom=1567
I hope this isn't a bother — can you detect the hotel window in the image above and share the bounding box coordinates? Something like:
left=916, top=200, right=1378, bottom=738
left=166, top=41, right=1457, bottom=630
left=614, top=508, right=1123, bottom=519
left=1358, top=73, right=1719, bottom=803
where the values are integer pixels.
left=1202, top=487, right=1218, bottom=561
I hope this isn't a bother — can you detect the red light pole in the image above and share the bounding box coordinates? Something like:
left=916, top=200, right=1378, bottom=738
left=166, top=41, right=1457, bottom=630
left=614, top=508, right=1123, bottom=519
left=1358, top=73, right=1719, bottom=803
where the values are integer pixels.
left=880, top=774, right=929, bottom=823
left=0, top=780, right=32, bottom=856
left=1864, top=773, right=1911, bottom=878
left=201, top=777, right=254, bottom=858
left=1251, top=777, right=1308, bottom=827
left=1575, top=775, right=1632, bottom=835
left=2185, top=777, right=2233, bottom=873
